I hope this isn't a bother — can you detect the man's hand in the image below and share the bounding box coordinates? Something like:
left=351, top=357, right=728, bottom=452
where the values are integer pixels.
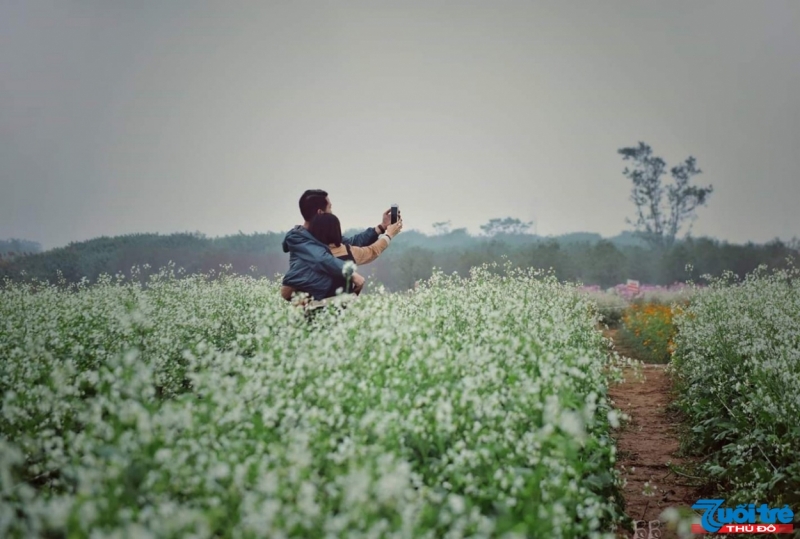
left=381, top=208, right=401, bottom=229
left=351, top=272, right=365, bottom=293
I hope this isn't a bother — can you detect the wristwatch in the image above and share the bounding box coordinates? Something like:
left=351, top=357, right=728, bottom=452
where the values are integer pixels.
left=377, top=224, right=387, bottom=233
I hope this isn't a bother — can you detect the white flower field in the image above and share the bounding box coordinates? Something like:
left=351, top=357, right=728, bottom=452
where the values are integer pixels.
left=670, top=266, right=800, bottom=507
left=3, top=262, right=798, bottom=538
left=0, top=265, right=626, bottom=538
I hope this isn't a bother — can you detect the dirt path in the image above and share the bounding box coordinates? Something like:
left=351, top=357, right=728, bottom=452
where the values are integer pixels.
left=605, top=328, right=701, bottom=539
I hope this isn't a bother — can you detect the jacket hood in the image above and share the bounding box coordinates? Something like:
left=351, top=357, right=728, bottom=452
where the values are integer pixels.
left=282, top=225, right=315, bottom=253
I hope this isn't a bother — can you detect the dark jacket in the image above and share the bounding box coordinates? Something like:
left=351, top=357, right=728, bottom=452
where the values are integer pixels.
left=281, top=225, right=378, bottom=301
left=325, top=244, right=356, bottom=298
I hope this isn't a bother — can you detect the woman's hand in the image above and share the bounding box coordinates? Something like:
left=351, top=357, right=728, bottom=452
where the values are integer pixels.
left=387, top=219, right=403, bottom=239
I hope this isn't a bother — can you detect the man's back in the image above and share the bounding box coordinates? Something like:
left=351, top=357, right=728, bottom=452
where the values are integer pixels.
left=281, top=225, right=378, bottom=300
left=282, top=226, right=340, bottom=301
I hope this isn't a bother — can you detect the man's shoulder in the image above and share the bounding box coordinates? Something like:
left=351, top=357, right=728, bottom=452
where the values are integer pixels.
left=282, top=225, right=334, bottom=254
left=283, top=225, right=309, bottom=252
left=283, top=225, right=313, bottom=243
left=283, top=224, right=305, bottom=237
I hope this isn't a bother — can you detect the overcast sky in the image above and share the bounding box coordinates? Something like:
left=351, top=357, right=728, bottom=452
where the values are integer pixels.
left=2, top=1, right=798, bottom=249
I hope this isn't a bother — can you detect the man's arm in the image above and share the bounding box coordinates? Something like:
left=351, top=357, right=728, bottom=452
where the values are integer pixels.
left=290, top=240, right=347, bottom=277
left=344, top=208, right=395, bottom=246
left=343, top=227, right=380, bottom=247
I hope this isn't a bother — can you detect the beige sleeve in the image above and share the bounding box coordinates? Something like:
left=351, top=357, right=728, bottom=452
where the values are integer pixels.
left=351, top=236, right=390, bottom=265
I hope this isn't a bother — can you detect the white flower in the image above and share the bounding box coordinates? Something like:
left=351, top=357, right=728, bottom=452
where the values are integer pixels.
left=342, top=261, right=357, bottom=277
left=607, top=410, right=620, bottom=429
left=560, top=411, right=586, bottom=443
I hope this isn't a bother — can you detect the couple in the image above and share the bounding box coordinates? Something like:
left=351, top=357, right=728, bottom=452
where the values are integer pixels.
left=280, top=189, right=403, bottom=306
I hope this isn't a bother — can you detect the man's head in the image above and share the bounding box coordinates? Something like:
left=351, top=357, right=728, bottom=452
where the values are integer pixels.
left=299, top=189, right=332, bottom=222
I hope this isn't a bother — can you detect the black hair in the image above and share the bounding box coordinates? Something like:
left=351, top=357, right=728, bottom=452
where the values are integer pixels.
left=299, top=189, right=328, bottom=221
left=309, top=213, right=343, bottom=247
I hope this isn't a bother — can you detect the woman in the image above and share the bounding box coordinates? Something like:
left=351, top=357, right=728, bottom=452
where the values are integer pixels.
left=281, top=213, right=402, bottom=302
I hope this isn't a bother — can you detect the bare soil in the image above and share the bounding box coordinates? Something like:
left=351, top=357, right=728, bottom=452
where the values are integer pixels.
left=605, top=328, right=701, bottom=539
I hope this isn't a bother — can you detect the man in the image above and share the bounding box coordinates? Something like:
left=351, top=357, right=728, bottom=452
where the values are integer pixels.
left=281, top=189, right=394, bottom=302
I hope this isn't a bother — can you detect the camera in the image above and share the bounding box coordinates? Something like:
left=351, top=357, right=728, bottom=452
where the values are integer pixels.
left=391, top=204, right=399, bottom=224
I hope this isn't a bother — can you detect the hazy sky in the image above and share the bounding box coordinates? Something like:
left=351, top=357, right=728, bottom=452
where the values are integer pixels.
left=2, top=1, right=799, bottom=249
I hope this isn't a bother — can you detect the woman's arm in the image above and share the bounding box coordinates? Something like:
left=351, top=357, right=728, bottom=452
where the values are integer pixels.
left=346, top=220, right=403, bottom=265
left=350, top=235, right=391, bottom=265
left=350, top=236, right=390, bottom=265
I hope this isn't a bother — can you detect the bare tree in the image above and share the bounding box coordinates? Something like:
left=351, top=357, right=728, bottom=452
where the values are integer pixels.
left=619, top=142, right=713, bottom=249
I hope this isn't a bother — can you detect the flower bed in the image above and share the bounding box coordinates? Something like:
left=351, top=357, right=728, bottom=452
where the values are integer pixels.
left=0, top=265, right=624, bottom=538
left=617, top=302, right=678, bottom=364
left=670, top=266, right=800, bottom=506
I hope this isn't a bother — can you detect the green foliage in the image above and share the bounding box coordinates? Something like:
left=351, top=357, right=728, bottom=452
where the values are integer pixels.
left=670, top=266, right=800, bottom=506
left=1, top=230, right=797, bottom=294
left=0, top=238, right=42, bottom=257
left=479, top=217, right=533, bottom=236
left=0, top=232, right=287, bottom=284
left=581, top=292, right=627, bottom=328
left=617, top=302, right=678, bottom=364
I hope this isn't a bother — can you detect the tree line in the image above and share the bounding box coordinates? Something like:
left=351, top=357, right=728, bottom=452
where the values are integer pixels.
left=1, top=229, right=796, bottom=290
left=0, top=238, right=42, bottom=258
left=3, top=141, right=796, bottom=290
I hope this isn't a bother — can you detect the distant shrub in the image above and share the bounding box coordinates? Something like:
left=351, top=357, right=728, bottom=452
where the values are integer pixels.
left=618, top=302, right=678, bottom=363
left=579, top=287, right=627, bottom=328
